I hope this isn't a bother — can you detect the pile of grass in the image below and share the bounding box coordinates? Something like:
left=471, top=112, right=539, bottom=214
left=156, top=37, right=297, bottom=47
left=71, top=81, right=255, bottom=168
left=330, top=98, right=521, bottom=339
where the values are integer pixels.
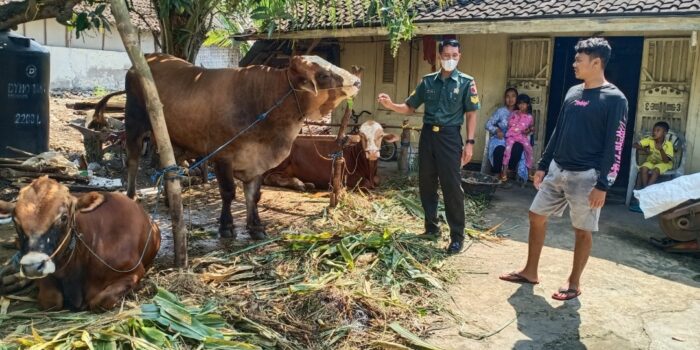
left=0, top=176, right=493, bottom=349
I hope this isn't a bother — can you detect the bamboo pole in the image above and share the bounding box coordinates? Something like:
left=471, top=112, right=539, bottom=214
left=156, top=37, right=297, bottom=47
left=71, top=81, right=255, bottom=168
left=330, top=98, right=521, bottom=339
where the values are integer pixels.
left=109, top=0, right=188, bottom=267
left=4, top=147, right=35, bottom=157
left=398, top=119, right=411, bottom=174
left=0, top=169, right=89, bottom=183
left=329, top=104, right=353, bottom=207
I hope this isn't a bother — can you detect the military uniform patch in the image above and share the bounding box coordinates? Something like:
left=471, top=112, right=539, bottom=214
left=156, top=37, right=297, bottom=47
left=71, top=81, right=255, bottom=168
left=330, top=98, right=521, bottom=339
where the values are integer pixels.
left=471, top=96, right=479, bottom=104
left=470, top=82, right=478, bottom=95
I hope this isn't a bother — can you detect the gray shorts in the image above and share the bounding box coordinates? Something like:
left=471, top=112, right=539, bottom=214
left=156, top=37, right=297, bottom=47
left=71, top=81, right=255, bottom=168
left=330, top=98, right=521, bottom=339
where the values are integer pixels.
left=530, top=161, right=601, bottom=231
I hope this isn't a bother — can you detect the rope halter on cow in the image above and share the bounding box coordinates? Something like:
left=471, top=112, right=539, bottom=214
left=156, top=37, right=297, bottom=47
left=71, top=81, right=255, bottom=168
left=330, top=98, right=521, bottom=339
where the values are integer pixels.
left=39, top=203, right=156, bottom=275
left=38, top=205, right=79, bottom=276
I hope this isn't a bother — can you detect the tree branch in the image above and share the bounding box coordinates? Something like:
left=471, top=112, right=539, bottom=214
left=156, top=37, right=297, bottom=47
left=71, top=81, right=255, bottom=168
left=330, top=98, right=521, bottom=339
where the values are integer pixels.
left=0, top=0, right=82, bottom=31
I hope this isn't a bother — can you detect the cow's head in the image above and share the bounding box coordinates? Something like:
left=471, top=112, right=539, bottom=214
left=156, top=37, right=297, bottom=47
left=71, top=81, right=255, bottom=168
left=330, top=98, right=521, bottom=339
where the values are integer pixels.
left=0, top=176, right=105, bottom=279
left=349, top=121, right=400, bottom=161
left=288, top=56, right=361, bottom=119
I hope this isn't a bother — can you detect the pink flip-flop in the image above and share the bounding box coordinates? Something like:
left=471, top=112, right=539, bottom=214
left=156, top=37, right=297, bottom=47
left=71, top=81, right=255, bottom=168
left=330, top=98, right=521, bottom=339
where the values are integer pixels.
left=552, top=288, right=581, bottom=301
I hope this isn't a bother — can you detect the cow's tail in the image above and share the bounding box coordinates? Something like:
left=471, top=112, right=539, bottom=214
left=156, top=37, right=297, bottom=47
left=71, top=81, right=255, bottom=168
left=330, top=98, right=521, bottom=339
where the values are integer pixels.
left=88, top=90, right=126, bottom=130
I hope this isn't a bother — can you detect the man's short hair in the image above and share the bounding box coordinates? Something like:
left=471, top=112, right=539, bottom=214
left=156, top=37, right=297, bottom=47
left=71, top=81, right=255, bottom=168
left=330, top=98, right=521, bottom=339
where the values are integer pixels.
left=439, top=39, right=460, bottom=53
left=654, top=121, right=670, bottom=132
left=575, top=37, right=612, bottom=68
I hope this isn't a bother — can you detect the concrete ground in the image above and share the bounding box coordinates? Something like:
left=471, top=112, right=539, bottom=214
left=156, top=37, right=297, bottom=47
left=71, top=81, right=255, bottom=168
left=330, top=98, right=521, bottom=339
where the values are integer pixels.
left=427, top=184, right=700, bottom=350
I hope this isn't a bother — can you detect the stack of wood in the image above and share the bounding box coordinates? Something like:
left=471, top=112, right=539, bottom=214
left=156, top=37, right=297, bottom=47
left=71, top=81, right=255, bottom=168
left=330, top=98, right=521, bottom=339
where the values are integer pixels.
left=300, top=114, right=333, bottom=135
left=67, top=93, right=210, bottom=187
left=0, top=147, right=96, bottom=191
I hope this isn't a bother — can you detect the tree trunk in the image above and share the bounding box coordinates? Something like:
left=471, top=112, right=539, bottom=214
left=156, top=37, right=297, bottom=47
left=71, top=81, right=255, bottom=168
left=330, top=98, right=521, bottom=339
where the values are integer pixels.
left=0, top=0, right=80, bottom=31
left=153, top=0, right=214, bottom=63
left=109, top=0, right=187, bottom=267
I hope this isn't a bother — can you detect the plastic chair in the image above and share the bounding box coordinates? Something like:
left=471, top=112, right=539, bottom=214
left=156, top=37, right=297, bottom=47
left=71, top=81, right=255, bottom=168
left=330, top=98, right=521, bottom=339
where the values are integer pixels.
left=625, top=130, right=686, bottom=207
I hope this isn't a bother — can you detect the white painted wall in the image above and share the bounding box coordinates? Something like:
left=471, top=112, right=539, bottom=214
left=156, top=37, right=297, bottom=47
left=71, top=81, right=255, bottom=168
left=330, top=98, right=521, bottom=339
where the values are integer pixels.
left=48, top=46, right=133, bottom=90
left=17, top=19, right=159, bottom=90
left=17, top=19, right=240, bottom=91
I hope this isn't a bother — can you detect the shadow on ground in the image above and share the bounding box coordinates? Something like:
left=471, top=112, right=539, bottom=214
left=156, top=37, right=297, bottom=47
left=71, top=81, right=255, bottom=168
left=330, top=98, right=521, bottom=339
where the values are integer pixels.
left=487, top=184, right=700, bottom=288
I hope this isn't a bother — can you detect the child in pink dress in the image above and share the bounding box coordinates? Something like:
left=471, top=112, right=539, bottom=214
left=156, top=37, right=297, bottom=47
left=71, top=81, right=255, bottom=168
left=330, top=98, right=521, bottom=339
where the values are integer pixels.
left=501, top=94, right=534, bottom=181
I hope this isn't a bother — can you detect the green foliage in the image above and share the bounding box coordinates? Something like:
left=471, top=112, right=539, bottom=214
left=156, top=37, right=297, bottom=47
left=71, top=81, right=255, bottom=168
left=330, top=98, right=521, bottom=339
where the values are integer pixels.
left=203, top=13, right=251, bottom=56
left=65, top=1, right=111, bottom=39
left=226, top=0, right=424, bottom=57
left=92, top=85, right=108, bottom=97
left=0, top=287, right=258, bottom=350
left=366, top=0, right=417, bottom=56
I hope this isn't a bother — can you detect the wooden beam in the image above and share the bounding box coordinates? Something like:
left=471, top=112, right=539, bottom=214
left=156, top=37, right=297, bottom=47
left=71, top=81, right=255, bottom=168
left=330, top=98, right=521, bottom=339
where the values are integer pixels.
left=304, top=121, right=420, bottom=130
left=243, top=15, right=700, bottom=40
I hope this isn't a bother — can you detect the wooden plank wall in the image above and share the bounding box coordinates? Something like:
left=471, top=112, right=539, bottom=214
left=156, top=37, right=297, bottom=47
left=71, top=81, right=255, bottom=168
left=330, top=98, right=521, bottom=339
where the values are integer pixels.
left=456, top=34, right=509, bottom=162
left=684, top=42, right=700, bottom=173
left=338, top=34, right=509, bottom=163
left=338, top=33, right=700, bottom=171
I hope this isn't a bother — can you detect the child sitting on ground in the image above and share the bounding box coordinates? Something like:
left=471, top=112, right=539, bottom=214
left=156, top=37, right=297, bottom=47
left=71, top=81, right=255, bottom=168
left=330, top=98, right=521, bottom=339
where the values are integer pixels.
left=634, top=121, right=674, bottom=189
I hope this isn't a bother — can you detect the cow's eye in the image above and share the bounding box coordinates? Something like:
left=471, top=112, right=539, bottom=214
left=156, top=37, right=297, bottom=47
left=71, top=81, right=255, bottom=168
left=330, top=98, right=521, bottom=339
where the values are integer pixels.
left=60, top=214, right=68, bottom=223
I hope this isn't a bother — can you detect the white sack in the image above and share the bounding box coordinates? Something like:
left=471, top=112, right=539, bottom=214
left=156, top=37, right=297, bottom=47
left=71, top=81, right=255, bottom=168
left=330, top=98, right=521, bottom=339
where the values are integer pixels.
left=634, top=173, right=700, bottom=218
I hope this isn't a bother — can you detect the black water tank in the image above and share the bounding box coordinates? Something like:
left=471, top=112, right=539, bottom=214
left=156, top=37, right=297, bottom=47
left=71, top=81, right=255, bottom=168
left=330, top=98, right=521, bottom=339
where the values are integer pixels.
left=0, top=30, right=50, bottom=157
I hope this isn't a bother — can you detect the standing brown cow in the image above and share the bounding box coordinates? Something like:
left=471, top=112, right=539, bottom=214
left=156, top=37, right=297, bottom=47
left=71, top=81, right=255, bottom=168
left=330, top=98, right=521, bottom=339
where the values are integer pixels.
left=0, top=176, right=160, bottom=311
left=92, top=54, right=360, bottom=240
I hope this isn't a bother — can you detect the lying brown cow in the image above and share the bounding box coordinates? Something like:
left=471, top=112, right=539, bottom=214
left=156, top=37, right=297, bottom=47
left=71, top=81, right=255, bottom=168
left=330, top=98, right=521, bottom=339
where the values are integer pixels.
left=91, top=54, right=360, bottom=240
left=0, top=176, right=160, bottom=311
left=264, top=120, right=399, bottom=191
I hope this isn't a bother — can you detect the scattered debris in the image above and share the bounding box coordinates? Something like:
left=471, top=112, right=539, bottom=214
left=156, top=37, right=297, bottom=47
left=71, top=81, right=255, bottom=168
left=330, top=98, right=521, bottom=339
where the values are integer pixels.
left=21, top=151, right=80, bottom=176
left=0, top=93, right=497, bottom=349
left=88, top=176, right=123, bottom=190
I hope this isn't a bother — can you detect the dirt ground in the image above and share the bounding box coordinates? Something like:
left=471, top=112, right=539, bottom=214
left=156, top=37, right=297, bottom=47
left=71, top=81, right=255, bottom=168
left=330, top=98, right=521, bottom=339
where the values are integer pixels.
left=425, top=185, right=700, bottom=350
left=47, top=92, right=93, bottom=156
left=1, top=94, right=698, bottom=348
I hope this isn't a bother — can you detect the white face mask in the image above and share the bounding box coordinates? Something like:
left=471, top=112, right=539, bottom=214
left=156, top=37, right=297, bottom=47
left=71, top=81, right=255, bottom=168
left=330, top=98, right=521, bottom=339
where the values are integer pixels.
left=441, top=59, right=458, bottom=72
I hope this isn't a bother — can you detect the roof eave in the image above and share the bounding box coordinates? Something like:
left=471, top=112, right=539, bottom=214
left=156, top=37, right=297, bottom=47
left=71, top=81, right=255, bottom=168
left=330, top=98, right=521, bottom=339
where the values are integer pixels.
left=235, top=13, right=700, bottom=40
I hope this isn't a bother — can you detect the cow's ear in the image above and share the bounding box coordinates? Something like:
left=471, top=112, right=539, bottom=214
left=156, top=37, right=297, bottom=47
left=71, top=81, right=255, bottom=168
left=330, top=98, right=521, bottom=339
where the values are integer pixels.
left=347, top=134, right=361, bottom=144
left=0, top=200, right=15, bottom=218
left=75, top=192, right=105, bottom=213
left=350, top=65, right=364, bottom=79
left=383, top=133, right=400, bottom=143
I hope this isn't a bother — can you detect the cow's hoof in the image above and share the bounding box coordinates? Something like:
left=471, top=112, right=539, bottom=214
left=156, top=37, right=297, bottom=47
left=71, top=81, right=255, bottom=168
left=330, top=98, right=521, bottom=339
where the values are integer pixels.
left=219, top=227, right=236, bottom=239
left=247, top=226, right=267, bottom=240
left=303, top=183, right=315, bottom=191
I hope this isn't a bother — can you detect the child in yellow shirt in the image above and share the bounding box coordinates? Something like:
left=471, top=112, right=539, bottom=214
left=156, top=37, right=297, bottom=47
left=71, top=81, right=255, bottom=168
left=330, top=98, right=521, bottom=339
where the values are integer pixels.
left=633, top=121, right=674, bottom=189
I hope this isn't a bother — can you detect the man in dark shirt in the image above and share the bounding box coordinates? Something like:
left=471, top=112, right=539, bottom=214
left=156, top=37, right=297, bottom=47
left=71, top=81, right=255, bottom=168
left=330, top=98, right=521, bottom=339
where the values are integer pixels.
left=377, top=39, right=479, bottom=254
left=500, top=38, right=628, bottom=300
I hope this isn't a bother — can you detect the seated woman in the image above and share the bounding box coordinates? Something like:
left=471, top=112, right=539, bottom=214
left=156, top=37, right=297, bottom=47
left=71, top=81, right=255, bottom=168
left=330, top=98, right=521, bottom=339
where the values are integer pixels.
left=485, top=88, right=521, bottom=175
left=501, top=94, right=534, bottom=182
